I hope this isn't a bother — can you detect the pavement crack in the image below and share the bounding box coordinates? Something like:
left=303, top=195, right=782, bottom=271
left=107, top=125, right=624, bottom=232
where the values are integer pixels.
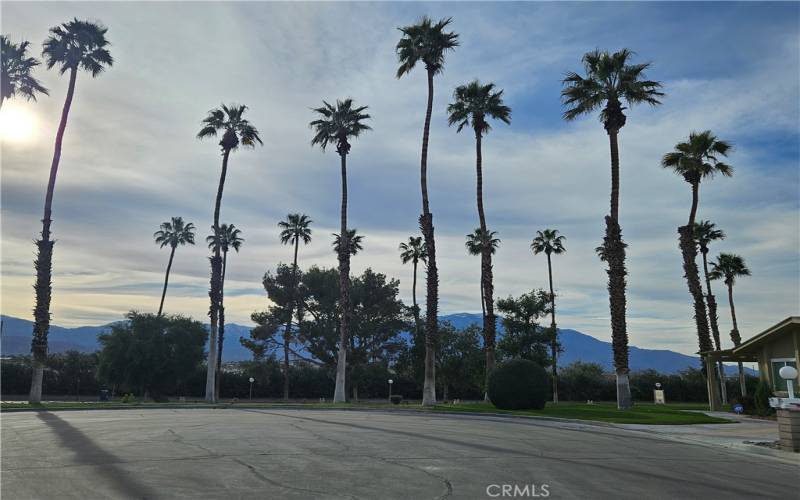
left=374, top=456, right=453, bottom=500
left=229, top=457, right=361, bottom=500
left=167, top=428, right=218, bottom=457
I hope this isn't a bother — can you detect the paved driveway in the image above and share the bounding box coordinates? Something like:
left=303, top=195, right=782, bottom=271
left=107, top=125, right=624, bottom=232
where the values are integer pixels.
left=2, top=409, right=796, bottom=499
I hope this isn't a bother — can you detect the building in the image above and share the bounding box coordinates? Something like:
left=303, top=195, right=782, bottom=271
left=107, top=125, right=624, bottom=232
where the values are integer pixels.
left=703, top=316, right=799, bottom=410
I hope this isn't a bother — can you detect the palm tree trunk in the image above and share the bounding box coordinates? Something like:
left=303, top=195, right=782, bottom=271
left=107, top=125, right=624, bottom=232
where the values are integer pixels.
left=679, top=183, right=712, bottom=353
left=29, top=66, right=78, bottom=404
left=333, top=151, right=350, bottom=404
left=283, top=239, right=300, bottom=401
left=214, top=250, right=228, bottom=400
left=205, top=148, right=230, bottom=402
left=420, top=68, right=438, bottom=406
left=727, top=282, right=746, bottom=396
left=474, top=130, right=496, bottom=399
left=605, top=129, right=631, bottom=409
left=547, top=253, right=559, bottom=404
left=701, top=249, right=727, bottom=404
left=158, top=246, right=176, bottom=316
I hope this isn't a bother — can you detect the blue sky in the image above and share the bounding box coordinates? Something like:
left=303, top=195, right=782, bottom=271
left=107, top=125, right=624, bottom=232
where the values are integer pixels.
left=1, top=2, right=798, bottom=356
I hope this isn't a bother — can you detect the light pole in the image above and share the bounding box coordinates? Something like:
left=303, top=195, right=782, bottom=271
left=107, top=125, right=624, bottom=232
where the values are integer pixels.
left=388, top=379, right=393, bottom=401
left=249, top=377, right=255, bottom=401
left=780, top=366, right=798, bottom=399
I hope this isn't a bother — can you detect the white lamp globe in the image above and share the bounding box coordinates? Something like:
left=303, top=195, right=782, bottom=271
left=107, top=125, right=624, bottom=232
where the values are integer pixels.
left=779, top=366, right=798, bottom=381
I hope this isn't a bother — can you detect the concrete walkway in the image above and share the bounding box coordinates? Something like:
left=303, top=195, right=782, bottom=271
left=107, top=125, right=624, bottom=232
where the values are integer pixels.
left=615, top=411, right=799, bottom=464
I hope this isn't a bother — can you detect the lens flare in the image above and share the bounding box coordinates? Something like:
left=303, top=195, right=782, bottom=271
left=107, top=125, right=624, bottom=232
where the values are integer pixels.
left=0, top=104, right=36, bottom=142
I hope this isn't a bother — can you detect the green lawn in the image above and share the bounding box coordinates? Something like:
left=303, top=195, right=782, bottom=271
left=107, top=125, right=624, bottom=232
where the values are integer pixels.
left=429, top=402, right=730, bottom=424
left=1, top=400, right=729, bottom=424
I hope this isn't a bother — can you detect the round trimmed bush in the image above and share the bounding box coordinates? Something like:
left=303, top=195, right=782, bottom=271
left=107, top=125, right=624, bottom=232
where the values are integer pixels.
left=488, top=359, right=548, bottom=410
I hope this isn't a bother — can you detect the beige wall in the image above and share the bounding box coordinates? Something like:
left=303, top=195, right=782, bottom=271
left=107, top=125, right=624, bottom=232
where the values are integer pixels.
left=759, top=324, right=799, bottom=393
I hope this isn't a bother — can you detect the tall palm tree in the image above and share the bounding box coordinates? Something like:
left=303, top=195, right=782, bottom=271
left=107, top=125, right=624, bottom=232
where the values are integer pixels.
left=29, top=19, right=112, bottom=404
left=278, top=213, right=313, bottom=400
left=399, top=236, right=428, bottom=343
left=332, top=229, right=364, bottom=256
left=197, top=104, right=262, bottom=402
left=694, top=220, right=728, bottom=402
left=310, top=98, right=371, bottom=403
left=465, top=228, right=500, bottom=325
left=206, top=223, right=244, bottom=399
left=561, top=48, right=663, bottom=409
left=710, top=253, right=751, bottom=396
left=662, top=131, right=732, bottom=361
left=448, top=80, right=511, bottom=392
left=154, top=217, right=196, bottom=316
left=1, top=35, right=48, bottom=109
left=396, top=17, right=458, bottom=406
left=531, top=229, right=566, bottom=404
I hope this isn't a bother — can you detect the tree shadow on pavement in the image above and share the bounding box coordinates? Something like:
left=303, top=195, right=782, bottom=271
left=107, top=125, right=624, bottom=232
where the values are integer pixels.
left=36, top=412, right=155, bottom=499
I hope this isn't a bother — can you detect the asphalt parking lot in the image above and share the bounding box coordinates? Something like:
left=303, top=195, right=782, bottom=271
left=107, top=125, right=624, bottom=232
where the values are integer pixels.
left=2, top=408, right=796, bottom=499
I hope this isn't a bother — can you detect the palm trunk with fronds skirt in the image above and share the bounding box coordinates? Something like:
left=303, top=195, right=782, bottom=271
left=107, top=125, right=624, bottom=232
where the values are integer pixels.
left=30, top=66, right=78, bottom=404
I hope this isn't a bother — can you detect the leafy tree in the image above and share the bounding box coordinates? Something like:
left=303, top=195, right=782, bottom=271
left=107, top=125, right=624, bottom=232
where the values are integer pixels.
left=30, top=19, right=113, bottom=404
left=97, top=312, right=208, bottom=398
left=396, top=17, right=459, bottom=406
left=399, top=236, right=427, bottom=346
left=448, top=80, right=511, bottom=395
left=561, top=48, right=663, bottom=409
left=197, top=103, right=262, bottom=402
left=693, top=220, right=728, bottom=401
left=531, top=229, right=566, bottom=403
left=437, top=324, right=484, bottom=401
left=465, top=228, right=500, bottom=323
left=278, top=213, right=313, bottom=400
left=154, top=217, right=196, bottom=316
left=1, top=35, right=48, bottom=108
left=710, top=253, right=751, bottom=396
left=496, top=290, right=552, bottom=367
left=206, top=223, right=244, bottom=398
left=310, top=98, right=371, bottom=403
left=662, top=131, right=733, bottom=361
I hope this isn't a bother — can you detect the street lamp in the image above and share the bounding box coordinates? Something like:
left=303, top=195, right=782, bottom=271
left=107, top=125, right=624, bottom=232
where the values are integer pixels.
left=249, top=377, right=255, bottom=401
left=388, top=379, right=394, bottom=400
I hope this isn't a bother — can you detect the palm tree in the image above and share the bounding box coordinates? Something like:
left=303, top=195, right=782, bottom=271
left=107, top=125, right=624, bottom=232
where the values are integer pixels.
left=448, top=80, right=511, bottom=392
left=399, top=236, right=428, bottom=343
left=278, top=213, right=313, bottom=400
left=197, top=104, right=262, bottom=402
left=396, top=17, right=459, bottom=406
left=662, top=131, right=733, bottom=362
left=206, top=223, right=244, bottom=399
left=153, top=217, right=196, bottom=316
left=465, top=228, right=500, bottom=325
left=29, top=19, right=112, bottom=404
left=561, top=49, right=663, bottom=409
left=332, top=229, right=364, bottom=256
left=710, top=253, right=751, bottom=396
left=1, top=35, right=48, bottom=109
left=694, top=220, right=728, bottom=403
left=531, top=229, right=566, bottom=404
left=310, top=98, right=371, bottom=403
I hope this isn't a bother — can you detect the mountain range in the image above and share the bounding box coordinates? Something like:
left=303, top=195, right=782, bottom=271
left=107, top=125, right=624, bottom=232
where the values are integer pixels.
left=0, top=314, right=751, bottom=375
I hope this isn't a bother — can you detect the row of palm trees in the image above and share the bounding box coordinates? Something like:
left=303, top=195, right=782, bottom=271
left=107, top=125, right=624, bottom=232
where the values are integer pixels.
left=5, top=16, right=754, bottom=407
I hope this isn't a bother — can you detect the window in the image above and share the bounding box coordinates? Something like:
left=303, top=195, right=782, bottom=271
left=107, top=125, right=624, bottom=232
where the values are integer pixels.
left=770, top=359, right=798, bottom=392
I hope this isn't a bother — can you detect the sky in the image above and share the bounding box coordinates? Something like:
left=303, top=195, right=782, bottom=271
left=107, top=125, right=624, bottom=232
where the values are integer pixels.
left=1, top=2, right=798, bottom=357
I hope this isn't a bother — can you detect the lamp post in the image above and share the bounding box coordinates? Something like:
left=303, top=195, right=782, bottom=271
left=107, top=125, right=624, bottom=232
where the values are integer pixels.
left=249, top=377, right=255, bottom=401
left=779, top=366, right=798, bottom=399
left=388, top=379, right=393, bottom=401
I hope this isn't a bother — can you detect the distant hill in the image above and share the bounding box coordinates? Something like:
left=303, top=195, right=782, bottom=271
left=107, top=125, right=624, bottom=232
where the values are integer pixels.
left=1, top=314, right=753, bottom=375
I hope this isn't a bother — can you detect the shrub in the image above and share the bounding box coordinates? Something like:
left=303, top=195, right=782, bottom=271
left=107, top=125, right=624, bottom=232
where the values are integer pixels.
left=488, top=359, right=548, bottom=410
left=753, top=380, right=774, bottom=416
left=390, top=395, right=402, bottom=405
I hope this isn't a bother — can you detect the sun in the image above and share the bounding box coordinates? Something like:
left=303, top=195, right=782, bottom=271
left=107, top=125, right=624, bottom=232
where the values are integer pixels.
left=0, top=104, right=37, bottom=142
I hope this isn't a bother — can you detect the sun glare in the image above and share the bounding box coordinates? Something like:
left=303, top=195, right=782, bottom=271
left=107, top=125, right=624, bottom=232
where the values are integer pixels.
left=0, top=104, right=37, bottom=142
